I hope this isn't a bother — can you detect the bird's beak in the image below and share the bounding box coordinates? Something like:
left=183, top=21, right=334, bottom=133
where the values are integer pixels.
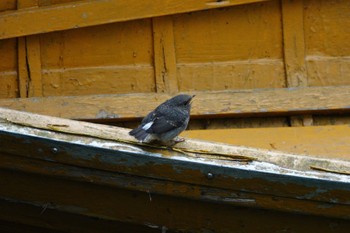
left=190, top=95, right=195, bottom=104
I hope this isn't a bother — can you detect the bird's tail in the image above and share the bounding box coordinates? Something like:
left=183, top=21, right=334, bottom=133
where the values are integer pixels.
left=129, top=127, right=149, bottom=142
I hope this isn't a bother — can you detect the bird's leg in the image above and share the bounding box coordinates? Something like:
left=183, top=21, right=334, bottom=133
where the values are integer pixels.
left=171, top=136, right=186, bottom=144
left=156, top=137, right=186, bottom=148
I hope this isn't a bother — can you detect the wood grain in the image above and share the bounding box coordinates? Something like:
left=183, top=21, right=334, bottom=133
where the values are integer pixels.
left=152, top=16, right=178, bottom=94
left=1, top=107, right=349, bottom=172
left=0, top=37, right=18, bottom=99
left=183, top=125, right=350, bottom=160
left=1, top=86, right=350, bottom=120
left=281, top=0, right=311, bottom=126
left=17, top=0, right=40, bottom=98
left=281, top=0, right=308, bottom=87
left=0, top=0, right=270, bottom=40
left=26, top=35, right=43, bottom=97
left=17, top=37, right=29, bottom=98
left=304, top=0, right=350, bottom=86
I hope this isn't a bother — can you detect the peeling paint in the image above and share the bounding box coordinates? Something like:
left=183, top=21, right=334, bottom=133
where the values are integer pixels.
left=96, top=109, right=120, bottom=119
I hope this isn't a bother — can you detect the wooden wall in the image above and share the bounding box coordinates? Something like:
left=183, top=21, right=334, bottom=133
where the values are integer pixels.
left=0, top=0, right=350, bottom=128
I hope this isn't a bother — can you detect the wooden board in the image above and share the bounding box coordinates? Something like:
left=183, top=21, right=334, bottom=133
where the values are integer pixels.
left=173, top=1, right=285, bottom=91
left=39, top=21, right=155, bottom=96
left=0, top=0, right=270, bottom=40
left=0, top=37, right=18, bottom=98
left=304, top=0, right=350, bottom=86
left=183, top=124, right=350, bottom=160
left=1, top=86, right=350, bottom=120
left=0, top=0, right=349, bottom=127
left=0, top=107, right=350, bottom=229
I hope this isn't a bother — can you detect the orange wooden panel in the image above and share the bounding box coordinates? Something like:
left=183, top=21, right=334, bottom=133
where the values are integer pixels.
left=0, top=0, right=16, bottom=11
left=1, top=86, right=350, bottom=120
left=173, top=0, right=285, bottom=91
left=0, top=38, right=18, bottom=98
left=0, top=0, right=270, bottom=40
left=183, top=125, right=350, bottom=160
left=38, top=0, right=81, bottom=7
left=40, top=21, right=153, bottom=68
left=304, top=0, right=350, bottom=86
left=40, top=20, right=155, bottom=96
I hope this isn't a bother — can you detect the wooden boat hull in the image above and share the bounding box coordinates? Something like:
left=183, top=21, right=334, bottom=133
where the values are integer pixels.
left=1, top=109, right=349, bottom=232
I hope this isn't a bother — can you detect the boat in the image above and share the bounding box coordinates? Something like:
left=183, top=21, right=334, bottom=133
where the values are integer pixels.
left=1, top=107, right=349, bottom=233
left=0, top=0, right=349, bottom=232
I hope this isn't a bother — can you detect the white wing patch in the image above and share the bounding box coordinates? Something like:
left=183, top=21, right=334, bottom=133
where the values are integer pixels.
left=142, top=121, right=154, bottom=130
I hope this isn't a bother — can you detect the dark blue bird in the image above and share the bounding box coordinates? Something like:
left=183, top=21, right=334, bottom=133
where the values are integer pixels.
left=129, top=94, right=194, bottom=144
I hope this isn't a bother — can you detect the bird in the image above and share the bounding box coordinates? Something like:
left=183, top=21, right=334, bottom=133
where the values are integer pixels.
left=129, top=94, right=195, bottom=144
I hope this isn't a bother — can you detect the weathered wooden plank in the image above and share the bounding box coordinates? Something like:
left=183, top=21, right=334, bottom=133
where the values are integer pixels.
left=1, top=152, right=350, bottom=223
left=0, top=37, right=18, bottom=99
left=17, top=0, right=38, bottom=8
left=0, top=108, right=350, bottom=225
left=1, top=107, right=349, bottom=175
left=281, top=0, right=307, bottom=87
left=0, top=71, right=18, bottom=99
left=1, top=86, right=350, bottom=119
left=16, top=0, right=40, bottom=98
left=2, top=171, right=350, bottom=233
left=26, top=35, right=43, bottom=97
left=172, top=1, right=285, bottom=91
left=17, top=37, right=29, bottom=98
left=0, top=0, right=271, bottom=40
left=183, top=125, right=350, bottom=160
left=152, top=16, right=178, bottom=94
left=176, top=60, right=285, bottom=90
left=0, top=199, right=161, bottom=233
left=281, top=0, right=311, bottom=126
left=307, top=56, right=350, bottom=86
left=303, top=0, right=350, bottom=87
left=41, top=65, right=155, bottom=96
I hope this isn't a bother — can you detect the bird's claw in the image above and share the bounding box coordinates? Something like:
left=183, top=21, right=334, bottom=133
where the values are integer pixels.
left=172, top=137, right=185, bottom=144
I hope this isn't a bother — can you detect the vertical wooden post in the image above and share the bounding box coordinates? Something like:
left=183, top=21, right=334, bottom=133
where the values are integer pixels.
left=17, top=37, right=29, bottom=98
left=26, top=35, right=43, bottom=97
left=152, top=16, right=178, bottom=94
left=17, top=0, right=43, bottom=98
left=282, top=0, right=312, bottom=126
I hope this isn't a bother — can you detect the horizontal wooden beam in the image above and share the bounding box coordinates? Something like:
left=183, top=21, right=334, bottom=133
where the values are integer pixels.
left=0, top=0, right=269, bottom=40
left=183, top=125, right=350, bottom=162
left=1, top=86, right=350, bottom=120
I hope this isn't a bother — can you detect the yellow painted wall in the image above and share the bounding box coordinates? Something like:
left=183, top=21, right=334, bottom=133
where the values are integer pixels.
left=304, top=0, right=350, bottom=86
left=40, top=20, right=155, bottom=96
left=173, top=1, right=285, bottom=91
left=0, top=0, right=349, bottom=127
left=1, top=0, right=350, bottom=97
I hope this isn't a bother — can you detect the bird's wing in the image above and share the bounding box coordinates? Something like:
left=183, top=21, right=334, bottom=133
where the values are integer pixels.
left=141, top=104, right=187, bottom=134
left=146, top=116, right=180, bottom=134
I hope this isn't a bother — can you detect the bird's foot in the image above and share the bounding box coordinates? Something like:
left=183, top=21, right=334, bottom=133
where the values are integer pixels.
left=167, top=137, right=186, bottom=146
left=173, top=137, right=185, bottom=143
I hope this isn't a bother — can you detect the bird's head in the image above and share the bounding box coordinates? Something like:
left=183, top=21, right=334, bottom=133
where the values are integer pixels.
left=166, top=94, right=195, bottom=108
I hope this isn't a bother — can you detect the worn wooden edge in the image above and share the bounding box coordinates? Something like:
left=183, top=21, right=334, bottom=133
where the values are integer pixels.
left=1, top=107, right=350, bottom=217
left=1, top=154, right=350, bottom=221
left=0, top=107, right=349, bottom=176
left=183, top=125, right=350, bottom=161
left=0, top=0, right=270, bottom=40
left=1, top=86, right=350, bottom=120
